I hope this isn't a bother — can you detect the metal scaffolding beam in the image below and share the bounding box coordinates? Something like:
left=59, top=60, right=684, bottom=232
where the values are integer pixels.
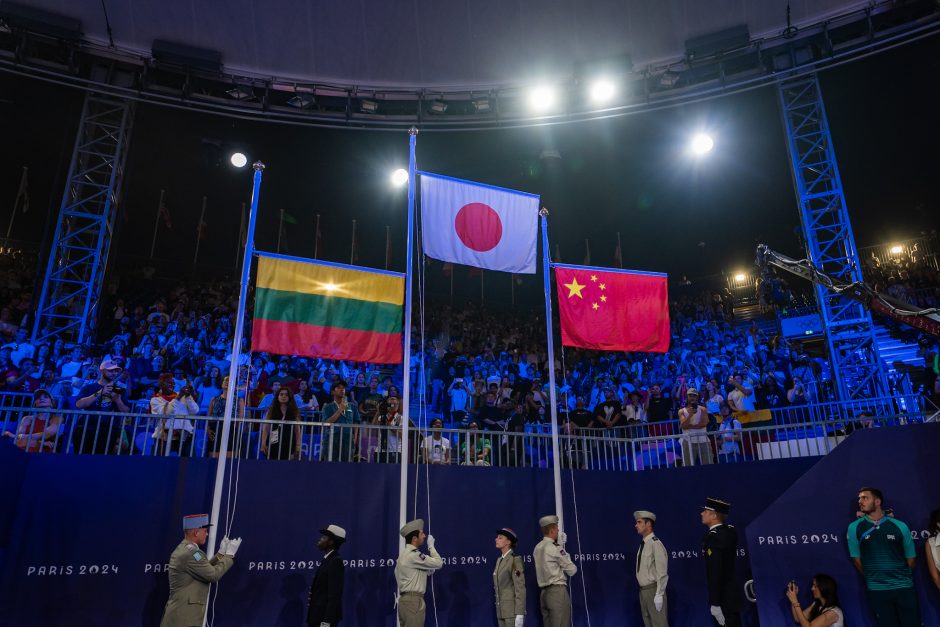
left=32, top=92, right=134, bottom=345
left=777, top=74, right=888, bottom=401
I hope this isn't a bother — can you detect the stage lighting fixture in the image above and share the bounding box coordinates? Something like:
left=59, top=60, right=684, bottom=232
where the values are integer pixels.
left=286, top=94, right=315, bottom=109
left=391, top=168, right=409, bottom=187
left=471, top=97, right=491, bottom=113
left=528, top=85, right=556, bottom=112
left=734, top=273, right=747, bottom=282
left=429, top=100, right=448, bottom=114
left=889, top=245, right=903, bottom=255
left=690, top=133, right=714, bottom=155
left=230, top=152, right=248, bottom=168
left=360, top=99, right=379, bottom=113
left=589, top=79, right=616, bottom=103
left=226, top=86, right=255, bottom=101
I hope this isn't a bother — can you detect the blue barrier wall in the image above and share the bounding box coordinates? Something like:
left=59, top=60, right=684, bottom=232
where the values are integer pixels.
left=747, top=423, right=940, bottom=626
left=1, top=428, right=935, bottom=626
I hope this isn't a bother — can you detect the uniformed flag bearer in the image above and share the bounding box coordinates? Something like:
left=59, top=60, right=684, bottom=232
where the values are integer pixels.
left=700, top=498, right=741, bottom=627
left=493, top=527, right=526, bottom=627
left=634, top=510, right=669, bottom=627
left=395, top=518, right=444, bottom=627
left=160, top=513, right=241, bottom=627
left=533, top=514, right=577, bottom=627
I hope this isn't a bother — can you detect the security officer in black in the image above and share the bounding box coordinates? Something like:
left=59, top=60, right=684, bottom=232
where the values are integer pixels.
left=700, top=498, right=740, bottom=627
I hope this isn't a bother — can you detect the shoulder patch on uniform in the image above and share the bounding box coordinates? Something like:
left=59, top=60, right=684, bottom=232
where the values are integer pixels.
left=515, top=570, right=522, bottom=577
left=186, top=543, right=198, bottom=550
left=419, top=554, right=426, bottom=560
left=193, top=551, right=204, bottom=561
left=559, top=549, right=567, bottom=556
left=726, top=524, right=736, bottom=529
left=651, top=536, right=659, bottom=542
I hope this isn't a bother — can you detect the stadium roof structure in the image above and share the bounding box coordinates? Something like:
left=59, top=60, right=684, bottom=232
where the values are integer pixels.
left=2, top=0, right=939, bottom=129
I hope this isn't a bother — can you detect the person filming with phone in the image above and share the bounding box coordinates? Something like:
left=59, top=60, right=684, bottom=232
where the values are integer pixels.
left=320, top=380, right=359, bottom=462
left=785, top=574, right=844, bottom=627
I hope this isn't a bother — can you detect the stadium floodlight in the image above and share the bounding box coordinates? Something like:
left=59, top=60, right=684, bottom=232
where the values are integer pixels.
left=429, top=100, right=448, bottom=114
left=360, top=99, right=379, bottom=113
left=229, top=152, right=248, bottom=168
left=225, top=86, right=254, bottom=100
left=286, top=94, right=315, bottom=109
left=889, top=245, right=903, bottom=255
left=734, top=273, right=747, bottom=282
left=472, top=97, right=491, bottom=113
left=528, top=85, right=556, bottom=112
left=391, top=168, right=409, bottom=187
left=690, top=133, right=715, bottom=155
left=589, top=79, right=616, bottom=103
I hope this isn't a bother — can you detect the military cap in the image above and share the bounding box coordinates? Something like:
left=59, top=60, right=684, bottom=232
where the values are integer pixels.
left=320, top=524, right=347, bottom=540
left=496, top=527, right=518, bottom=543
left=538, top=515, right=559, bottom=528
left=633, top=510, right=657, bottom=522
left=400, top=518, right=425, bottom=538
left=701, top=497, right=731, bottom=515
left=182, top=513, right=212, bottom=530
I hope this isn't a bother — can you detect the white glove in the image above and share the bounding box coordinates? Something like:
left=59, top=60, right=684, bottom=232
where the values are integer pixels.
left=426, top=534, right=436, bottom=551
left=226, top=537, right=243, bottom=557
left=557, top=531, right=567, bottom=546
left=710, top=605, right=725, bottom=625
left=218, top=537, right=231, bottom=555
left=319, top=623, right=330, bottom=627
left=514, top=615, right=524, bottom=627
left=654, top=593, right=663, bottom=612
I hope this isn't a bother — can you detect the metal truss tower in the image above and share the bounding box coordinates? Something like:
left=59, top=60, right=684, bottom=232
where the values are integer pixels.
left=32, top=92, right=135, bottom=346
left=777, top=74, right=888, bottom=402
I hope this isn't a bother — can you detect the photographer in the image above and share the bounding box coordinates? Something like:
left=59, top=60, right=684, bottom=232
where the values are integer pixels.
left=785, top=575, right=844, bottom=627
left=73, top=359, right=130, bottom=454
left=678, top=388, right=713, bottom=466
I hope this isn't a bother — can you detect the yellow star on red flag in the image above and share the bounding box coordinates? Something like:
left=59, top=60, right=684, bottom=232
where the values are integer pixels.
left=564, top=277, right=586, bottom=299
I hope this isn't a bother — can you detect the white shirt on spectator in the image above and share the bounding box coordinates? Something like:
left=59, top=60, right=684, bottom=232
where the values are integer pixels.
left=150, top=395, right=199, bottom=437
left=3, top=341, right=34, bottom=367
left=423, top=434, right=451, bottom=463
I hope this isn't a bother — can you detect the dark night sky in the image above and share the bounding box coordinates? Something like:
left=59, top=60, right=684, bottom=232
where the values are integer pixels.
left=1, top=33, right=937, bottom=302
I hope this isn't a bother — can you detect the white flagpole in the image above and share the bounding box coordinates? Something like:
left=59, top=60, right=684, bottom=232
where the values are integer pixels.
left=6, top=166, right=27, bottom=239
left=207, top=162, right=264, bottom=562
left=277, top=208, right=285, bottom=253
left=540, top=208, right=565, bottom=529
left=399, top=128, right=418, bottom=549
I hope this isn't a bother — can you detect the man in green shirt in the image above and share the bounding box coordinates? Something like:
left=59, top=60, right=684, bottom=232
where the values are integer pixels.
left=846, top=486, right=921, bottom=626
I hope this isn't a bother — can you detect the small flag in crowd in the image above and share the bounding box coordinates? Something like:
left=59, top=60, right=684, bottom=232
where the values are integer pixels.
left=420, top=172, right=539, bottom=274
left=554, top=265, right=670, bottom=353
left=252, top=255, right=404, bottom=364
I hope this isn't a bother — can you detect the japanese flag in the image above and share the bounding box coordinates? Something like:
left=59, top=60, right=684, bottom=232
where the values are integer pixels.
left=420, top=172, right=539, bottom=274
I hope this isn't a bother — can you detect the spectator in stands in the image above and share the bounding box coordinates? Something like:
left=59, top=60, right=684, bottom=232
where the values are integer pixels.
left=622, top=391, right=647, bottom=425
left=716, top=402, right=743, bottom=462
left=295, top=378, right=319, bottom=411
left=0, top=348, right=18, bottom=390
left=448, top=378, right=470, bottom=425
left=151, top=375, right=195, bottom=456
left=261, top=387, right=302, bottom=461
left=357, top=376, right=383, bottom=425
left=207, top=376, right=243, bottom=458
left=3, top=388, right=61, bottom=453
left=2, top=326, right=34, bottom=366
left=678, top=389, right=712, bottom=466
left=138, top=355, right=167, bottom=393
left=705, top=379, right=724, bottom=414
left=756, top=374, right=787, bottom=411
left=844, top=411, right=876, bottom=436
left=268, top=358, right=297, bottom=393
left=10, top=357, right=41, bottom=393
left=422, top=417, right=451, bottom=465
left=925, top=508, right=940, bottom=594
left=785, top=574, right=844, bottom=627
left=593, top=388, right=624, bottom=434
left=646, top=383, right=673, bottom=436
left=57, top=345, right=86, bottom=381
left=258, top=380, right=282, bottom=410
left=726, top=374, right=755, bottom=412
left=349, top=373, right=368, bottom=404
left=195, top=365, right=223, bottom=412
left=459, top=421, right=491, bottom=466
left=73, top=359, right=130, bottom=455
left=320, top=381, right=358, bottom=462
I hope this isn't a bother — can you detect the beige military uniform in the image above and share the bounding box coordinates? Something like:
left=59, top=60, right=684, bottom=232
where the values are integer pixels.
left=533, top=537, right=577, bottom=627
left=160, top=540, right=233, bottom=627
left=395, top=544, right=443, bottom=627
left=636, top=534, right=669, bottom=627
left=493, top=549, right=526, bottom=626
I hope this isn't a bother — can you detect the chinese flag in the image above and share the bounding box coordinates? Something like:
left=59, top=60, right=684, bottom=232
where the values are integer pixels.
left=554, top=265, right=670, bottom=353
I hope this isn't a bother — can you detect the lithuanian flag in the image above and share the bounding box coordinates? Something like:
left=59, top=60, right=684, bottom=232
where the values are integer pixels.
left=252, top=254, right=404, bottom=364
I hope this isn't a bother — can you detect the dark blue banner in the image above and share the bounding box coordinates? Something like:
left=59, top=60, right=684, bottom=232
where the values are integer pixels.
left=10, top=435, right=932, bottom=626
left=746, top=423, right=940, bottom=627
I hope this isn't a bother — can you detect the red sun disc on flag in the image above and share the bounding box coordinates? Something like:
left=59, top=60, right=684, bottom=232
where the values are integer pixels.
left=454, top=202, right=502, bottom=252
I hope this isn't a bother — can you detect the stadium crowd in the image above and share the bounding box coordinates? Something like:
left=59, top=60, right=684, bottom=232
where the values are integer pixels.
left=0, top=239, right=938, bottom=460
